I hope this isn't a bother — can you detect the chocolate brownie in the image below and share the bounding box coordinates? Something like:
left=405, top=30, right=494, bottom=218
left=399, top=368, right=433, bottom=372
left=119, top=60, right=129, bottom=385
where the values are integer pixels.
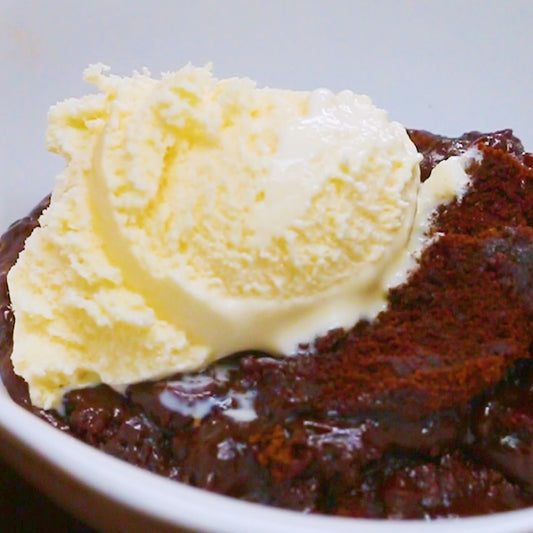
left=1, top=129, right=533, bottom=518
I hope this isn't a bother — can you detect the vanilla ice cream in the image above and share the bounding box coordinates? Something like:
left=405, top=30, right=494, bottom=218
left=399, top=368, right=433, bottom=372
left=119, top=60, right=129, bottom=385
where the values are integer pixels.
left=7, top=64, right=469, bottom=408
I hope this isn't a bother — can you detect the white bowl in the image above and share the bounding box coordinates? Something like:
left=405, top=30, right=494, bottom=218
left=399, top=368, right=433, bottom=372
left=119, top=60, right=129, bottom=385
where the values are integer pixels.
left=2, top=383, right=533, bottom=533
left=1, top=1, right=533, bottom=531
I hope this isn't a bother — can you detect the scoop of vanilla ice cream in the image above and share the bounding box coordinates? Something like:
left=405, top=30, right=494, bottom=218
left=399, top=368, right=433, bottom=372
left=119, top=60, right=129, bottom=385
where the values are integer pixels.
left=9, top=64, right=431, bottom=408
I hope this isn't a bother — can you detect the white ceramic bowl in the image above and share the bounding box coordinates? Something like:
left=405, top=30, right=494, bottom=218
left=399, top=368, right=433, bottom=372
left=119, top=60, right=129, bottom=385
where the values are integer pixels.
left=2, top=384, right=533, bottom=533
left=1, top=1, right=533, bottom=532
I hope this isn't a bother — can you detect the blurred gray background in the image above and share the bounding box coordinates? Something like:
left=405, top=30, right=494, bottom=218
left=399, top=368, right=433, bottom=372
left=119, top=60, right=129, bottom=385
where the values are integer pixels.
left=1, top=0, right=532, bottom=228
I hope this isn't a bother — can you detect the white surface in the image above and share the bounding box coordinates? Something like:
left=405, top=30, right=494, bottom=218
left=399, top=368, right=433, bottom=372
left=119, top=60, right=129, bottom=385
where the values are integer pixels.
left=1, top=1, right=533, bottom=532
left=1, top=0, right=533, bottom=229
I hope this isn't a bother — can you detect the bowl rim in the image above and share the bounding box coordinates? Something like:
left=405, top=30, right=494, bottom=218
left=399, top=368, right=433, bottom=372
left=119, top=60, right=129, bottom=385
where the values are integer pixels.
left=2, top=383, right=533, bottom=533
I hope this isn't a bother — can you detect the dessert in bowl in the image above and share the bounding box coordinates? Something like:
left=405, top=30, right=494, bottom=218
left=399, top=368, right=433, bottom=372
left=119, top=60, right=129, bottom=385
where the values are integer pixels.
left=1, top=65, right=533, bottom=532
